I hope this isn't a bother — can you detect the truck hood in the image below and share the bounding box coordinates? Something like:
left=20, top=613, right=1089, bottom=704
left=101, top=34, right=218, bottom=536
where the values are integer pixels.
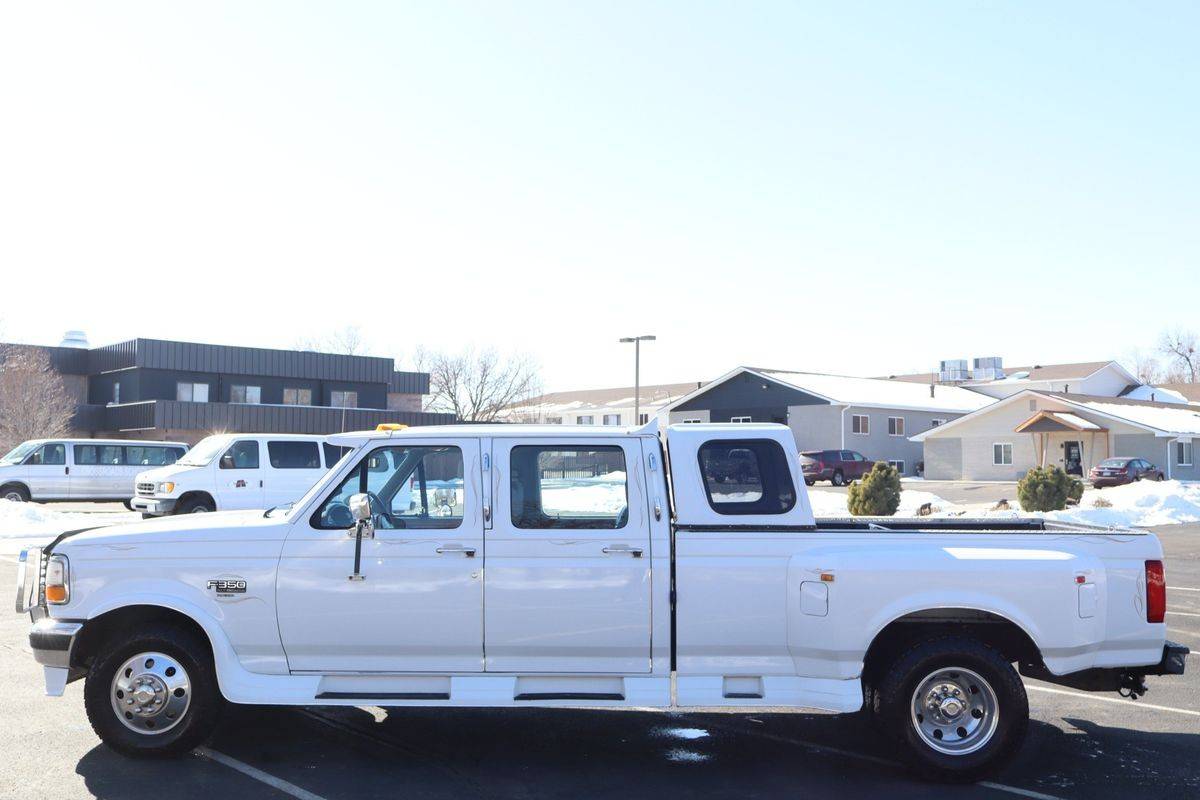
left=47, top=509, right=282, bottom=552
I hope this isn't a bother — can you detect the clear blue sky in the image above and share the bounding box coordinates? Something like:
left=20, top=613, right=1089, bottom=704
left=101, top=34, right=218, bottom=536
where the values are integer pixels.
left=2, top=2, right=1196, bottom=390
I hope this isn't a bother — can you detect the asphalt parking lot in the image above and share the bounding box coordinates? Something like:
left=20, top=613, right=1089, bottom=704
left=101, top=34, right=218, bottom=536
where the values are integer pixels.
left=1, top=524, right=1196, bottom=800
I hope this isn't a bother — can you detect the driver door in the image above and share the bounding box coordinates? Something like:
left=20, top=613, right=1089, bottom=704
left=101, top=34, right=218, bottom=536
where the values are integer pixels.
left=276, top=438, right=484, bottom=673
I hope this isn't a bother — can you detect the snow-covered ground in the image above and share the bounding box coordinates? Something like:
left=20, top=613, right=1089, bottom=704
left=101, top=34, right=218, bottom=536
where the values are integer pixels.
left=0, top=501, right=139, bottom=554
left=810, top=479, right=1200, bottom=528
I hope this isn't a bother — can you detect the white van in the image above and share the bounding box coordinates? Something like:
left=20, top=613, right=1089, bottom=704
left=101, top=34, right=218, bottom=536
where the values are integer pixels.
left=0, top=439, right=189, bottom=504
left=131, top=433, right=344, bottom=515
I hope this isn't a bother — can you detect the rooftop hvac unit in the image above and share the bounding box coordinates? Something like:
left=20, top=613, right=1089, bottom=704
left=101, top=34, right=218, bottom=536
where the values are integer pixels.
left=938, top=359, right=970, bottom=383
left=58, top=330, right=89, bottom=349
left=971, top=356, right=1005, bottom=382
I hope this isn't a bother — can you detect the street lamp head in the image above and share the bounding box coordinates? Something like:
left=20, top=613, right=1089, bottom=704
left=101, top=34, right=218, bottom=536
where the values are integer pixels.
left=619, top=337, right=636, bottom=343
left=619, top=335, right=657, bottom=343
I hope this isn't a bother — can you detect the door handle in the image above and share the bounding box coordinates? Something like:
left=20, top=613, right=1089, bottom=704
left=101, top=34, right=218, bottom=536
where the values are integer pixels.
left=602, top=545, right=644, bottom=558
left=436, top=544, right=477, bottom=558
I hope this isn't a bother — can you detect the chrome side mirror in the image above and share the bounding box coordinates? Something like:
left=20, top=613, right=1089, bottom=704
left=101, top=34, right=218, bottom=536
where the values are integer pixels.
left=348, top=493, right=372, bottom=522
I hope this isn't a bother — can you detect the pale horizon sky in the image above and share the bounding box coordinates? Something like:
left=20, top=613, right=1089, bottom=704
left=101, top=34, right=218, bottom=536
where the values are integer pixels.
left=2, top=2, right=1196, bottom=392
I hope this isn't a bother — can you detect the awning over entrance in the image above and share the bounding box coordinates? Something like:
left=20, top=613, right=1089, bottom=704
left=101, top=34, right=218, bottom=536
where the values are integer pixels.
left=1014, top=411, right=1105, bottom=434
left=1015, top=411, right=1108, bottom=474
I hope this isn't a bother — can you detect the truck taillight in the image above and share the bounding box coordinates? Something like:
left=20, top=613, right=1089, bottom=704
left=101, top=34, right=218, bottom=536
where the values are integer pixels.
left=1146, top=560, right=1166, bottom=623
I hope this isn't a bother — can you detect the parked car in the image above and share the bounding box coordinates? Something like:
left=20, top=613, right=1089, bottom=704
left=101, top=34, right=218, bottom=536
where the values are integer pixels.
left=0, top=439, right=187, bottom=505
left=17, top=422, right=1187, bottom=782
left=799, top=449, right=872, bottom=486
left=130, top=433, right=345, bottom=516
left=1089, top=457, right=1165, bottom=488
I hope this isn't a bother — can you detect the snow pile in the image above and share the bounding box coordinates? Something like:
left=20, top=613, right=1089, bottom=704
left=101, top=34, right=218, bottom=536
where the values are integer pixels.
left=809, top=489, right=950, bottom=517
left=0, top=500, right=138, bottom=553
left=1043, top=480, right=1200, bottom=528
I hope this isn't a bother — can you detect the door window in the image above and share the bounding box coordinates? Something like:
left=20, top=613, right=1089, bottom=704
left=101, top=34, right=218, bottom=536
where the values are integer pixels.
left=314, top=445, right=464, bottom=530
left=267, top=441, right=321, bottom=469
left=509, top=446, right=627, bottom=529
left=698, top=439, right=796, bottom=515
left=220, top=440, right=260, bottom=469
left=28, top=443, right=66, bottom=466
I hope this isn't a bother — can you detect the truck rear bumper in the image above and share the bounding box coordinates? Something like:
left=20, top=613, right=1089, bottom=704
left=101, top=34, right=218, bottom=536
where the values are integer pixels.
left=1022, top=641, right=1188, bottom=693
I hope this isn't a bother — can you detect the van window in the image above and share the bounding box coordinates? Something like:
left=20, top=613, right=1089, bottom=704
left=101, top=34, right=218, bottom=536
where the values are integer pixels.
left=166, top=447, right=185, bottom=463
left=268, top=441, right=321, bottom=469
left=28, top=444, right=66, bottom=466
left=509, top=446, right=628, bottom=529
left=697, top=439, right=796, bottom=515
left=314, top=445, right=464, bottom=530
left=126, top=446, right=172, bottom=466
left=323, top=443, right=350, bottom=468
left=220, top=440, right=260, bottom=470
left=99, top=445, right=124, bottom=465
left=75, top=445, right=99, bottom=465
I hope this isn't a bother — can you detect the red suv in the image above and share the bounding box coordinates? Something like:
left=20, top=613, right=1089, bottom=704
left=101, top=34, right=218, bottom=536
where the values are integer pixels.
left=1089, top=457, right=1165, bottom=488
left=800, top=449, right=873, bottom=486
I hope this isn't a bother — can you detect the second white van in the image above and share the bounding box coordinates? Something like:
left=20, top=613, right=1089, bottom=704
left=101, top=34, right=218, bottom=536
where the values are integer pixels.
left=130, top=433, right=345, bottom=515
left=0, top=439, right=188, bottom=505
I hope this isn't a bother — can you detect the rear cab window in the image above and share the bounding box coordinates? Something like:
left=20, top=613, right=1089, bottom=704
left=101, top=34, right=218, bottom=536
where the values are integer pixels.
left=698, top=439, right=796, bottom=515
left=509, top=445, right=628, bottom=529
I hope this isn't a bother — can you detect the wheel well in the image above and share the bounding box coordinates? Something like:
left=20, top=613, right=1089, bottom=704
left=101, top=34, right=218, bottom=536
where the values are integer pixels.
left=72, top=605, right=215, bottom=671
left=177, top=490, right=216, bottom=510
left=861, top=609, right=1040, bottom=687
left=0, top=481, right=29, bottom=494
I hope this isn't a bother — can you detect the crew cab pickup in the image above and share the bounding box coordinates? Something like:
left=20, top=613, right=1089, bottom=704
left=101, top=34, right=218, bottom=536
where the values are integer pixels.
left=15, top=422, right=1188, bottom=781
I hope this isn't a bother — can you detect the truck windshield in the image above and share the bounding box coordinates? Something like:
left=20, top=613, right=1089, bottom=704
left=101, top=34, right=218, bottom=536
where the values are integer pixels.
left=176, top=436, right=229, bottom=467
left=0, top=441, right=40, bottom=465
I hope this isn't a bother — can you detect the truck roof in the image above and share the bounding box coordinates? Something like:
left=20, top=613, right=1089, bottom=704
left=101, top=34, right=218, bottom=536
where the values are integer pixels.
left=326, top=420, right=791, bottom=447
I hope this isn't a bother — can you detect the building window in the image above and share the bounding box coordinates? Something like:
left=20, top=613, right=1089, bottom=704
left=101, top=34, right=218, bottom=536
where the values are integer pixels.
left=230, top=384, right=262, bottom=404
left=931, top=419, right=946, bottom=428
left=602, top=414, right=621, bottom=426
left=576, top=415, right=594, bottom=425
left=176, top=382, right=209, bottom=402
left=283, top=387, right=313, bottom=406
left=993, top=443, right=1013, bottom=466
left=112, top=383, right=120, bottom=404
left=888, top=417, right=905, bottom=437
left=1177, top=441, right=1194, bottom=467
left=682, top=418, right=702, bottom=424
left=545, top=416, right=563, bottom=425
left=1029, top=399, right=1037, bottom=412
left=730, top=416, right=752, bottom=423
left=888, top=460, right=906, bottom=474
left=638, top=413, right=649, bottom=425
left=331, top=390, right=358, bottom=408
left=851, top=415, right=869, bottom=435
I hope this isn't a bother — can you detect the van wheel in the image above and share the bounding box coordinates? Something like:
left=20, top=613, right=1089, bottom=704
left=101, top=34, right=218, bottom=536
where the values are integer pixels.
left=831, top=471, right=845, bottom=486
left=122, top=500, right=135, bottom=511
left=875, top=636, right=1027, bottom=782
left=1, top=483, right=30, bottom=502
left=176, top=497, right=215, bottom=514
left=83, top=623, right=222, bottom=758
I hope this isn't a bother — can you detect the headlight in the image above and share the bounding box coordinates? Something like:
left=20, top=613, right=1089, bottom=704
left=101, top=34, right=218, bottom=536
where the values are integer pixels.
left=157, top=482, right=175, bottom=493
left=44, top=554, right=70, bottom=605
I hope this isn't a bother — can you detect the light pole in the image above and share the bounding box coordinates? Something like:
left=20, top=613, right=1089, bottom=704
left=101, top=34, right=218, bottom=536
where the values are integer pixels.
left=619, top=335, right=656, bottom=425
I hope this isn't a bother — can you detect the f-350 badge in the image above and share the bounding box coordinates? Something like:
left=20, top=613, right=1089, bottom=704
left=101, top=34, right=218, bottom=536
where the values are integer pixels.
left=207, top=577, right=248, bottom=597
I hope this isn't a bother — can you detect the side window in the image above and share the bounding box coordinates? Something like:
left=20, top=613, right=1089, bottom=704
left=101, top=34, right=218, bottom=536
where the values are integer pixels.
left=165, top=447, right=185, bottom=464
left=220, top=440, right=260, bottom=470
left=509, top=446, right=628, bottom=529
left=125, top=446, right=148, bottom=465
left=42, top=444, right=67, bottom=465
left=268, top=441, right=322, bottom=469
left=74, top=445, right=98, bottom=465
left=314, top=446, right=464, bottom=530
left=98, top=445, right=124, bottom=465
left=322, top=442, right=350, bottom=468
left=840, top=451, right=854, bottom=461
left=698, top=439, right=796, bottom=515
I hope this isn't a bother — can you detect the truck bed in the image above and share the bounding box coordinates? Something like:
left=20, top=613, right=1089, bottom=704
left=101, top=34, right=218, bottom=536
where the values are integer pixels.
left=811, top=517, right=1144, bottom=533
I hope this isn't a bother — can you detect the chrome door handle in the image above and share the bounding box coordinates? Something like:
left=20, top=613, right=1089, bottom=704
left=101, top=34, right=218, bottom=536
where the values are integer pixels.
left=436, top=544, right=477, bottom=557
left=602, top=545, right=644, bottom=558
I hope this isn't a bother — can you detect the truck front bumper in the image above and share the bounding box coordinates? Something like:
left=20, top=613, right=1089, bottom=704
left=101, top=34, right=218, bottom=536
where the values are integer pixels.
left=129, top=496, right=177, bottom=515
left=29, top=618, right=83, bottom=669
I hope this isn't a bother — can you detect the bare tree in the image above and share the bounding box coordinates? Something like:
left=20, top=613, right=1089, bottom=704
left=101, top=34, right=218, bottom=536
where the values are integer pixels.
left=0, top=346, right=77, bottom=453
left=1124, top=349, right=1166, bottom=385
left=294, top=325, right=366, bottom=355
left=416, top=347, right=541, bottom=422
left=1159, top=328, right=1198, bottom=383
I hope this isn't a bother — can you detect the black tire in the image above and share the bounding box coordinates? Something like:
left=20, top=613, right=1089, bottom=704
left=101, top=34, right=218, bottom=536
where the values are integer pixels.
left=176, top=496, right=215, bottom=514
left=875, top=636, right=1028, bottom=782
left=123, top=499, right=135, bottom=511
left=831, top=470, right=845, bottom=487
left=804, top=479, right=815, bottom=487
left=84, top=623, right=222, bottom=758
left=1, top=483, right=30, bottom=502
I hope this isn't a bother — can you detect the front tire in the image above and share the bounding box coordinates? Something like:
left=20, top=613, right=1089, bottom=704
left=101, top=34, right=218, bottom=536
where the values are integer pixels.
left=84, top=624, right=222, bottom=757
left=176, top=496, right=215, bottom=514
left=1, top=483, right=30, bottom=502
left=875, top=636, right=1027, bottom=782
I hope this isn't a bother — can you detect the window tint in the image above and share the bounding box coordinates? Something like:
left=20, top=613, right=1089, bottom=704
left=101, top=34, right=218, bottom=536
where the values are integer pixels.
left=31, top=444, right=67, bottom=466
left=74, top=445, right=98, bottom=465
left=315, top=446, right=464, bottom=530
left=698, top=439, right=796, bottom=515
left=220, top=440, right=260, bottom=469
left=510, top=446, right=627, bottom=529
left=840, top=451, right=854, bottom=461
left=268, top=441, right=322, bottom=469
left=323, top=442, right=350, bottom=468
left=125, top=446, right=171, bottom=466
left=98, top=445, right=124, bottom=465
left=166, top=447, right=185, bottom=463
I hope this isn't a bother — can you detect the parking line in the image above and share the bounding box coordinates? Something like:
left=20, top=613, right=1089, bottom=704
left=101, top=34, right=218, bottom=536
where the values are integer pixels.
left=1173, top=587, right=1200, bottom=592
left=196, top=746, right=330, bottom=800
left=1166, top=610, right=1200, bottom=617
left=1026, top=685, right=1200, bottom=717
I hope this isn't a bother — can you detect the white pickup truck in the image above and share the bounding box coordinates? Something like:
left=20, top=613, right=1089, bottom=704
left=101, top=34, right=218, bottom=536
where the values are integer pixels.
left=15, top=422, right=1188, bottom=781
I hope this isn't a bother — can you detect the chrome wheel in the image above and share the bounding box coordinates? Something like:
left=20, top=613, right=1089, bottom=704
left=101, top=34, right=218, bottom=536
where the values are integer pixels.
left=3, top=490, right=23, bottom=502
left=190, top=506, right=209, bottom=514
left=110, top=651, right=191, bottom=734
left=910, top=666, right=998, bottom=755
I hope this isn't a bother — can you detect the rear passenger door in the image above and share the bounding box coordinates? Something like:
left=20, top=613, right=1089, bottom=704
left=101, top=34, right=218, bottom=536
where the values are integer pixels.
left=264, top=440, right=326, bottom=508
left=486, top=437, right=652, bottom=673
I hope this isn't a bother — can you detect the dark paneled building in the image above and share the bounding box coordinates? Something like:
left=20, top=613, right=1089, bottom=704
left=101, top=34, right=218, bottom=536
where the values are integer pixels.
left=7, top=338, right=453, bottom=444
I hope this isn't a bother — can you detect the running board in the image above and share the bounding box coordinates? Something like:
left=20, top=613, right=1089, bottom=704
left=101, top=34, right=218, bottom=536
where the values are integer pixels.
left=514, top=692, right=625, bottom=702
left=315, top=691, right=450, bottom=700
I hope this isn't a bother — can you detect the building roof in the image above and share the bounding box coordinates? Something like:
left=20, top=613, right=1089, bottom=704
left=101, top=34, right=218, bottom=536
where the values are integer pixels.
left=1153, top=383, right=1200, bottom=403
left=883, top=360, right=1118, bottom=385
left=510, top=381, right=706, bottom=415
left=913, top=389, right=1200, bottom=441
left=666, top=367, right=995, bottom=415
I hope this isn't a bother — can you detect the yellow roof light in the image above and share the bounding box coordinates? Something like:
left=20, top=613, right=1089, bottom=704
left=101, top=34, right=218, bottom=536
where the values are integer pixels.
left=376, top=423, right=409, bottom=432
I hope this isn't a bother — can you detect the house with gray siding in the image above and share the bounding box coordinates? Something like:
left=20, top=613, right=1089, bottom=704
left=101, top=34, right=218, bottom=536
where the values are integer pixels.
left=912, top=389, right=1200, bottom=481
left=664, top=367, right=994, bottom=476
